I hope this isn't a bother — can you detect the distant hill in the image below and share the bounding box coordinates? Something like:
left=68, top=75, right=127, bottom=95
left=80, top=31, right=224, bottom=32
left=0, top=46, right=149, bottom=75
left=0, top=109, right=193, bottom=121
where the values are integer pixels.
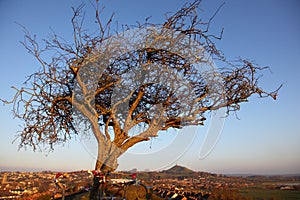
left=162, top=165, right=195, bottom=174
left=122, top=165, right=216, bottom=181
left=162, top=165, right=196, bottom=175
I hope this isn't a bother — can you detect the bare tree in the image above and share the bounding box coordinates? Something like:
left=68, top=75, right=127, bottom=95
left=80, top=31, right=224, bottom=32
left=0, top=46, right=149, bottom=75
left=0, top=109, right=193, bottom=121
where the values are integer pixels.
left=2, top=0, right=279, bottom=184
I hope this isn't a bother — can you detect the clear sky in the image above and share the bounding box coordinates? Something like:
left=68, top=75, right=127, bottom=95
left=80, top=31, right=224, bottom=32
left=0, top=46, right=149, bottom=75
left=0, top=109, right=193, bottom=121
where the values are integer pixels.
left=0, top=0, right=299, bottom=175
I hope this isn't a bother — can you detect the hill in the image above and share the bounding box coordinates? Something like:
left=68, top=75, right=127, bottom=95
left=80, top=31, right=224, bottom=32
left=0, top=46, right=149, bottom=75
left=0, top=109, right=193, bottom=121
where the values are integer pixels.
left=162, top=165, right=196, bottom=175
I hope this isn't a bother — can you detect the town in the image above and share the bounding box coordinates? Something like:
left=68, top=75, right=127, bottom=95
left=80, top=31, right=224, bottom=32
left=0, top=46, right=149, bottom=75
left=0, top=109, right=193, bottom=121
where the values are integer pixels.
left=0, top=170, right=91, bottom=199
left=1, top=165, right=300, bottom=199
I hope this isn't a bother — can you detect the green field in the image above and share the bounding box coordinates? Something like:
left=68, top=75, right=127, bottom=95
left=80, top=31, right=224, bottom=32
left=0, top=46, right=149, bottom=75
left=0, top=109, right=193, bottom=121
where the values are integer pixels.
left=239, top=187, right=300, bottom=200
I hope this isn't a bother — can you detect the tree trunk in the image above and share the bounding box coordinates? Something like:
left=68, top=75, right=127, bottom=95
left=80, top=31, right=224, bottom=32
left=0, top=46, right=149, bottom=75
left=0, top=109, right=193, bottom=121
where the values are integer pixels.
left=89, top=146, right=121, bottom=199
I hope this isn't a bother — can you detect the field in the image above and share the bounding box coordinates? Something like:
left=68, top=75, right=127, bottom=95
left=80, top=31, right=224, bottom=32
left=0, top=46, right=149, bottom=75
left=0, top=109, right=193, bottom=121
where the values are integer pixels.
left=239, top=187, right=300, bottom=200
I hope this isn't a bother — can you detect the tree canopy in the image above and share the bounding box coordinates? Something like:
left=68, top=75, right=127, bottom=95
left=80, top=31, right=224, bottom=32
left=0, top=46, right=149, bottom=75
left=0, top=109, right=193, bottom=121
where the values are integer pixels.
left=1, top=0, right=280, bottom=173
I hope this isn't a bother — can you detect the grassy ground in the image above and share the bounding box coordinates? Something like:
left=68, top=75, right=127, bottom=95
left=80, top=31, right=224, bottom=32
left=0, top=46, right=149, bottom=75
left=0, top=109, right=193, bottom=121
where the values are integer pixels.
left=61, top=185, right=300, bottom=200
left=239, top=187, right=300, bottom=200
left=58, top=184, right=164, bottom=200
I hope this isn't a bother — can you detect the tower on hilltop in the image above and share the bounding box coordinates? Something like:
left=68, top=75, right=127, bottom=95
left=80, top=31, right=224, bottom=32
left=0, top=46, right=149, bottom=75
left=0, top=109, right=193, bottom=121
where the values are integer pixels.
left=2, top=173, right=7, bottom=184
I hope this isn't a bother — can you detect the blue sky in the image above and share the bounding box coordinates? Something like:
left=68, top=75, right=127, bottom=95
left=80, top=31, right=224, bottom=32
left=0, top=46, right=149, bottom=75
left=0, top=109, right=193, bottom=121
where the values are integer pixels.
left=0, top=0, right=299, bottom=174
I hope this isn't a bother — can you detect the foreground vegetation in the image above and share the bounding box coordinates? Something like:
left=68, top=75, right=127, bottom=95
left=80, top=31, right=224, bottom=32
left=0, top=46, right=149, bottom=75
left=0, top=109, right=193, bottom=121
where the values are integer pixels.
left=238, top=186, right=300, bottom=200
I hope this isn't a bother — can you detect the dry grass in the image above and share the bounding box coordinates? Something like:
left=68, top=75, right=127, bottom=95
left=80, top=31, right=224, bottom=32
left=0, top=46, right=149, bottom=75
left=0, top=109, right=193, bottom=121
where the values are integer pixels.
left=106, top=184, right=164, bottom=200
